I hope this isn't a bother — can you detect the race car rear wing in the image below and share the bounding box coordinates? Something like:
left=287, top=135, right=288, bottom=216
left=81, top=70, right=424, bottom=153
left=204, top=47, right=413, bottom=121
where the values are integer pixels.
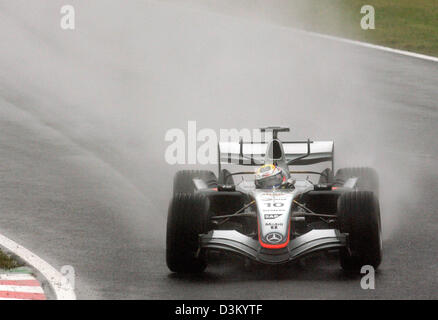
left=218, top=140, right=334, bottom=167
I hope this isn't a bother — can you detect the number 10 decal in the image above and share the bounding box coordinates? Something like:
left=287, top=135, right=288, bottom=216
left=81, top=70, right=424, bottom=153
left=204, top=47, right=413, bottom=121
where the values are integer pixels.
left=265, top=202, right=284, bottom=207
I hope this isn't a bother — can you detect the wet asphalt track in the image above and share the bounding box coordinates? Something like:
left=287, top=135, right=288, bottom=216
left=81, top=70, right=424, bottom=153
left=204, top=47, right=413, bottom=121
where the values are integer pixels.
left=0, top=1, right=437, bottom=299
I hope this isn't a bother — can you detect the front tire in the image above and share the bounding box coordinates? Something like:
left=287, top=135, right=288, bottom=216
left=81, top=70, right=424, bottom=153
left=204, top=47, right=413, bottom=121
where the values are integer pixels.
left=166, top=193, right=211, bottom=273
left=173, top=170, right=217, bottom=195
left=337, top=191, right=382, bottom=272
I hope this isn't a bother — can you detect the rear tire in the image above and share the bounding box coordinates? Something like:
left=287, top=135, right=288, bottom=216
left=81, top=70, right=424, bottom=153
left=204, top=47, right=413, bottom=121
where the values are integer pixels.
left=173, top=170, right=217, bottom=195
left=166, top=193, right=212, bottom=273
left=337, top=191, right=382, bottom=272
left=335, top=167, right=379, bottom=196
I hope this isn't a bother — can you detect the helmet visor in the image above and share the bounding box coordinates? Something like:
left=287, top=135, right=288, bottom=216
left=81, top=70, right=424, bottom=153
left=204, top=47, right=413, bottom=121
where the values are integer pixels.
left=256, top=171, right=284, bottom=189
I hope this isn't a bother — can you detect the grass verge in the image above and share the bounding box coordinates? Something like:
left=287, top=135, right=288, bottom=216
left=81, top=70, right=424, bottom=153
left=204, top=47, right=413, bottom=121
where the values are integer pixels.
left=293, top=0, right=438, bottom=57
left=0, top=250, right=23, bottom=270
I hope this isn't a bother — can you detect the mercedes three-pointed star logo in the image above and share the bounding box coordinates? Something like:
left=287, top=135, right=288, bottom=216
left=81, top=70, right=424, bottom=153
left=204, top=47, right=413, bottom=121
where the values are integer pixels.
left=265, top=232, right=283, bottom=243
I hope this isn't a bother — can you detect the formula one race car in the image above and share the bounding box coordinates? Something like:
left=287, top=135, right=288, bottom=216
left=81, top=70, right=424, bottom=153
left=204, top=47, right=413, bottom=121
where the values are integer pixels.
left=166, top=127, right=382, bottom=273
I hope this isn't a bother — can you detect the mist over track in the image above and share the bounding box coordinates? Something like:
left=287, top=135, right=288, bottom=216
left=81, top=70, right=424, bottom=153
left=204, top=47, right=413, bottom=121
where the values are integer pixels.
left=0, top=1, right=436, bottom=299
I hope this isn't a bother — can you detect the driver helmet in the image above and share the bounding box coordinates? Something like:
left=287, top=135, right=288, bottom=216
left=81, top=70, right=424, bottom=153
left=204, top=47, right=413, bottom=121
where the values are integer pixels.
left=255, top=164, right=287, bottom=189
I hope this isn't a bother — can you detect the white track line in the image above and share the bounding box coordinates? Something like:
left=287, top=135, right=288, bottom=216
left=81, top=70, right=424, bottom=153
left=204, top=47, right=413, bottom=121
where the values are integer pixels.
left=291, top=28, right=438, bottom=63
left=0, top=233, right=76, bottom=300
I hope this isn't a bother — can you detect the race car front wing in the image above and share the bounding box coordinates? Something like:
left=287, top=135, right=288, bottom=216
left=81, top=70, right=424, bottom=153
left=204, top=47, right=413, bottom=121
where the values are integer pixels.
left=200, top=229, right=346, bottom=264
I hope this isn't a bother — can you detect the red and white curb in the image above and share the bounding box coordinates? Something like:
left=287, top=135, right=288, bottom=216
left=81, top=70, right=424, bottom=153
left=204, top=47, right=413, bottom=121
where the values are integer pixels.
left=0, top=273, right=46, bottom=300
left=0, top=233, right=76, bottom=300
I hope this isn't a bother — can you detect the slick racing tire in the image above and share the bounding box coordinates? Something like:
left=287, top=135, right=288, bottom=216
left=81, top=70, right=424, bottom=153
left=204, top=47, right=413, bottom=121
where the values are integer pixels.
left=173, top=170, right=217, bottom=195
left=334, top=167, right=379, bottom=196
left=337, top=191, right=382, bottom=272
left=166, top=193, right=212, bottom=273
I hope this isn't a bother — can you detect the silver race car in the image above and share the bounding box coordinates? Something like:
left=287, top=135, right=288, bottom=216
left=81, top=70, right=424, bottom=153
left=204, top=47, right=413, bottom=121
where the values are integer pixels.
left=166, top=127, right=382, bottom=273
